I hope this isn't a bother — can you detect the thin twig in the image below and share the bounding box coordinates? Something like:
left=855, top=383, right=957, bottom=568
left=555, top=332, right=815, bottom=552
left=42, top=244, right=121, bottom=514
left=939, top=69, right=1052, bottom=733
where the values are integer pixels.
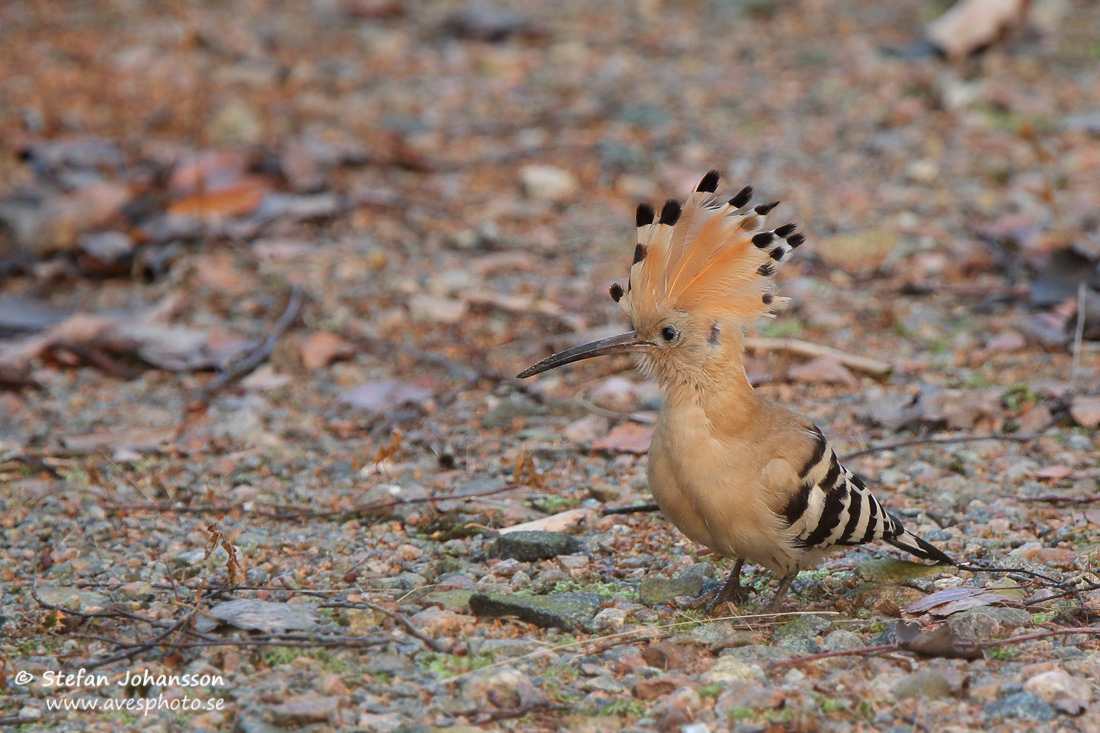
left=602, top=502, right=661, bottom=516
left=574, top=398, right=656, bottom=424
left=774, top=626, right=1100, bottom=669
left=204, top=285, right=303, bottom=394
left=1071, top=281, right=1087, bottom=393
left=102, top=483, right=522, bottom=521
left=1027, top=495, right=1100, bottom=505
left=744, top=336, right=893, bottom=379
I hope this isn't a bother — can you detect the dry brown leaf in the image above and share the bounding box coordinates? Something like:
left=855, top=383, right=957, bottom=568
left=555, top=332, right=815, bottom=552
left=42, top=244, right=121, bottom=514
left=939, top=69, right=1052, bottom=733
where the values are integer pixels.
left=168, top=179, right=269, bottom=219
left=904, top=587, right=1022, bottom=617
left=896, top=620, right=983, bottom=660
left=61, top=427, right=177, bottom=453
left=816, top=230, right=897, bottom=274
left=207, top=599, right=317, bottom=632
left=339, top=379, right=434, bottom=413
left=1033, top=465, right=1074, bottom=480
left=926, top=0, right=1027, bottom=60
left=592, top=422, right=653, bottom=454
left=1069, top=396, right=1100, bottom=429
left=300, top=331, right=355, bottom=370
left=787, top=356, right=858, bottom=387
left=499, top=508, right=590, bottom=534
left=170, top=149, right=249, bottom=195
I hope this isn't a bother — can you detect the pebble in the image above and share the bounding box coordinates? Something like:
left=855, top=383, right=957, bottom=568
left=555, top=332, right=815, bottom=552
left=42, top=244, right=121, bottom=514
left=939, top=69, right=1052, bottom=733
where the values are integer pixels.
left=894, top=669, right=953, bottom=700
left=1024, top=668, right=1092, bottom=714
left=947, top=606, right=1032, bottom=640
left=520, top=165, right=578, bottom=204
left=489, top=530, right=582, bottom=561
left=983, top=691, right=1056, bottom=722
left=469, top=591, right=601, bottom=631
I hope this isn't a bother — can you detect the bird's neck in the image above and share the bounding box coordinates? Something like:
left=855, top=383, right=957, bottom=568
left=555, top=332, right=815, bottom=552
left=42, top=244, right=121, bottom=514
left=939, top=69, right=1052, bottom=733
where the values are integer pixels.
left=660, top=331, right=761, bottom=434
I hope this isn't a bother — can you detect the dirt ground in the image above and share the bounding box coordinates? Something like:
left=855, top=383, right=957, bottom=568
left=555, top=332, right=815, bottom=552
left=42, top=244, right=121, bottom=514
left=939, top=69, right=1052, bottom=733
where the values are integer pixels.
left=2, top=0, right=1100, bottom=731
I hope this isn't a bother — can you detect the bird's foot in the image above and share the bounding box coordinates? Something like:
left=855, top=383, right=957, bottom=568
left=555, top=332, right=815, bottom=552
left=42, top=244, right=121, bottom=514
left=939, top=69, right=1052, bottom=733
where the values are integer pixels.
left=762, top=573, right=797, bottom=614
left=686, top=581, right=748, bottom=614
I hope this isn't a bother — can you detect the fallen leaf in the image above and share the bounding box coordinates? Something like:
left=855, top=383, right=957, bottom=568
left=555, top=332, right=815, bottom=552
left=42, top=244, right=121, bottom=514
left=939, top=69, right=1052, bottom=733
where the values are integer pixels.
left=787, top=356, right=858, bottom=386
left=1069, top=396, right=1100, bottom=429
left=207, top=599, right=318, bottom=632
left=170, top=149, right=250, bottom=196
left=168, top=179, right=269, bottom=219
left=1033, top=465, right=1073, bottom=480
left=563, top=414, right=611, bottom=444
left=896, top=620, right=983, bottom=660
left=926, top=0, right=1027, bottom=60
left=407, top=294, right=467, bottom=324
left=300, top=331, right=354, bottom=370
left=592, top=422, right=653, bottom=454
left=339, top=379, right=434, bottom=413
left=61, top=427, right=178, bottom=453
left=500, top=508, right=591, bottom=534
left=904, top=587, right=1022, bottom=618
left=240, top=365, right=292, bottom=391
left=816, top=230, right=897, bottom=274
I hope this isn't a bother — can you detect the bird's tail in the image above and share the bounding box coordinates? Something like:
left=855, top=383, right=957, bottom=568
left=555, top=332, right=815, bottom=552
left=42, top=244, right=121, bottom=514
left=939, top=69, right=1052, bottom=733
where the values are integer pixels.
left=885, top=526, right=956, bottom=566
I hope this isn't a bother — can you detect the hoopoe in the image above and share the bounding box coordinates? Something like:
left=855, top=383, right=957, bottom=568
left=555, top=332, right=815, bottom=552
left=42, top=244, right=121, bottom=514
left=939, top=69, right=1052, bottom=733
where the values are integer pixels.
left=518, top=170, right=955, bottom=611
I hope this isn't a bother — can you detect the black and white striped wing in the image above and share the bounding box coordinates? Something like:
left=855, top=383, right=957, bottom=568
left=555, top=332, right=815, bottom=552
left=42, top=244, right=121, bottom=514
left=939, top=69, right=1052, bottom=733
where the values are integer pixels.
left=781, top=426, right=954, bottom=564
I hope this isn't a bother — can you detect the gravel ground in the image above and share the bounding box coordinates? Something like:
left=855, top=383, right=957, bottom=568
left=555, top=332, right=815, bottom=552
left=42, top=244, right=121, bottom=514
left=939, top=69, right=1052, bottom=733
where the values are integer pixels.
left=1, top=0, right=1099, bottom=731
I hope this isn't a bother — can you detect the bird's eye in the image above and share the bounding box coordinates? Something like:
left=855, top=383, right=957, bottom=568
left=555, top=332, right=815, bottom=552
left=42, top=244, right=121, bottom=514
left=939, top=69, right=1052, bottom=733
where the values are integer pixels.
left=660, top=326, right=677, bottom=342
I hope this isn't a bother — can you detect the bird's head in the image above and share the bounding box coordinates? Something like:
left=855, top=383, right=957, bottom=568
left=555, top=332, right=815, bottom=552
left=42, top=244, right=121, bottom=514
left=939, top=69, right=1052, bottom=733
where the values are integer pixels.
left=518, top=170, right=803, bottom=390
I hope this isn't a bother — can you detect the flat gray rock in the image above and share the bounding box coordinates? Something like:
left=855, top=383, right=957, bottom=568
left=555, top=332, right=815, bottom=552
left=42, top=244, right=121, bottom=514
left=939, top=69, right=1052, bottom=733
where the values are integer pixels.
left=489, top=531, right=582, bottom=561
left=469, top=591, right=600, bottom=630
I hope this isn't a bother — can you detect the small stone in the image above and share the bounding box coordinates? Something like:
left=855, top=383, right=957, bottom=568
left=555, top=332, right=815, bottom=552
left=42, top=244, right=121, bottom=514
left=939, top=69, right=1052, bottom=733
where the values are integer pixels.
left=773, top=615, right=832, bottom=644
left=489, top=531, right=583, bottom=562
left=822, top=630, right=865, bottom=652
left=639, top=572, right=705, bottom=607
left=895, top=669, right=953, bottom=700
left=461, top=667, right=542, bottom=709
left=652, top=686, right=701, bottom=729
left=558, top=553, right=590, bottom=574
left=206, top=99, right=263, bottom=145
left=35, top=586, right=110, bottom=612
left=984, top=691, right=1056, bottom=722
left=633, top=675, right=698, bottom=700
left=948, top=606, right=1032, bottom=640
left=520, top=165, right=578, bottom=204
left=268, top=696, right=342, bottom=726
left=410, top=607, right=465, bottom=636
left=1024, top=668, right=1092, bottom=714
left=532, top=568, right=570, bottom=593
left=714, top=680, right=785, bottom=715
left=469, top=591, right=600, bottom=631
left=703, top=646, right=794, bottom=684
left=643, top=641, right=688, bottom=670
left=76, top=230, right=134, bottom=275
left=591, top=607, right=627, bottom=632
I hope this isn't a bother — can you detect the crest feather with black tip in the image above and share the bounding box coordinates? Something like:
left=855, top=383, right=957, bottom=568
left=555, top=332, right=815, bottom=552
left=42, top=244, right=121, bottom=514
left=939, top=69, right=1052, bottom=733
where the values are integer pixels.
left=614, top=170, right=802, bottom=324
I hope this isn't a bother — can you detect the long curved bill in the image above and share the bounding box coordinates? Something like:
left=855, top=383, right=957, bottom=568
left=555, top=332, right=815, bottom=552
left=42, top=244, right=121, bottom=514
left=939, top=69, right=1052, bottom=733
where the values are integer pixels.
left=517, top=331, right=651, bottom=378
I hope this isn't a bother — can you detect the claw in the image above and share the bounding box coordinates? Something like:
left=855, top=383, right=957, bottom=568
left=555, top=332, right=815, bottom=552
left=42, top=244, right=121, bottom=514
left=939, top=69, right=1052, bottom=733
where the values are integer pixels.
left=687, top=558, right=745, bottom=615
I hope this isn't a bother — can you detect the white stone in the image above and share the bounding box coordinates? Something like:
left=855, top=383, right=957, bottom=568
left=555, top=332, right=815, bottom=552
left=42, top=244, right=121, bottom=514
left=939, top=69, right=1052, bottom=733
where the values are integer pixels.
left=521, top=165, right=578, bottom=204
left=1024, top=668, right=1092, bottom=704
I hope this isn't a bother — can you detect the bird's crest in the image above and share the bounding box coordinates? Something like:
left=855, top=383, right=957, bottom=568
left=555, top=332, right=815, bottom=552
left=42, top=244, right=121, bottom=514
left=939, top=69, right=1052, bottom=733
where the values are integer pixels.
left=610, top=170, right=802, bottom=325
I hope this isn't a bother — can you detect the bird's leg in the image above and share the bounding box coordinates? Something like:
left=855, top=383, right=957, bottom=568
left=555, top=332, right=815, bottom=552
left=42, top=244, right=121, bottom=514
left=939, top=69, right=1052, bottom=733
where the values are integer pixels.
left=688, top=558, right=745, bottom=614
left=765, top=572, right=797, bottom=612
